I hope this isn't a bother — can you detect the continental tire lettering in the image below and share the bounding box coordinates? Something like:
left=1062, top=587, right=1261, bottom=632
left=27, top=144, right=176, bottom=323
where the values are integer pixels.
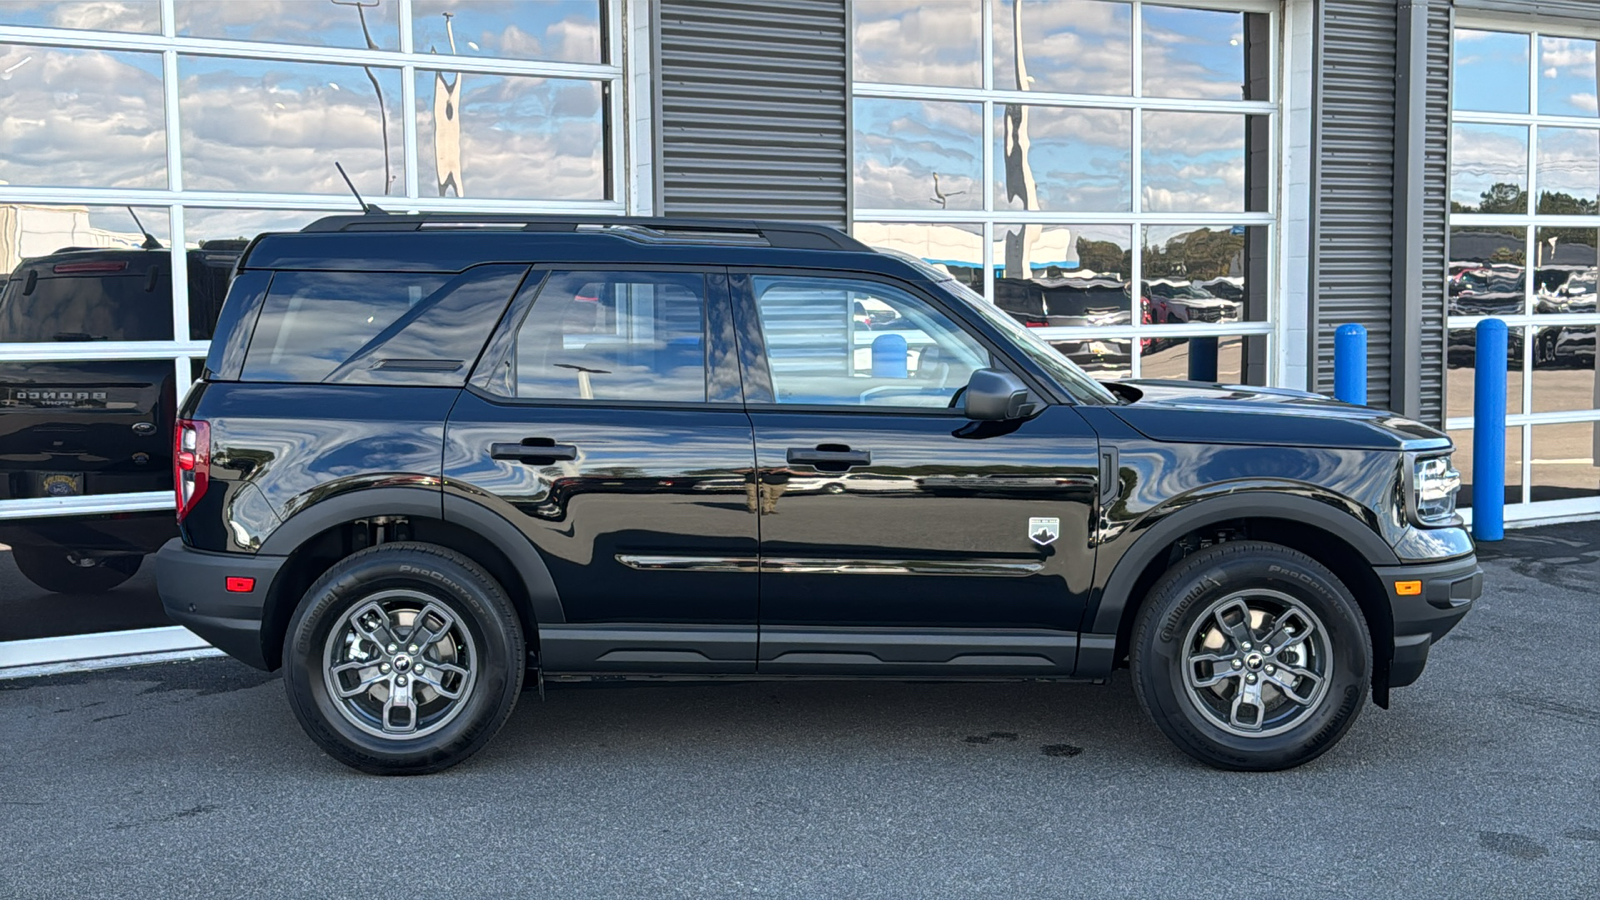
left=1267, top=564, right=1318, bottom=586
left=1160, top=567, right=1227, bottom=643
left=399, top=564, right=463, bottom=594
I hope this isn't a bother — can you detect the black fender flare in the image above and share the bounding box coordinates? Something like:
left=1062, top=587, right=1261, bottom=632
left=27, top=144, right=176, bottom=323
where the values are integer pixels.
left=258, top=485, right=564, bottom=635
left=1087, top=491, right=1398, bottom=641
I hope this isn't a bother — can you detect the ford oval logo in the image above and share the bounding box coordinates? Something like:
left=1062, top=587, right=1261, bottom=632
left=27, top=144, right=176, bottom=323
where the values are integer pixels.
left=132, top=422, right=156, bottom=435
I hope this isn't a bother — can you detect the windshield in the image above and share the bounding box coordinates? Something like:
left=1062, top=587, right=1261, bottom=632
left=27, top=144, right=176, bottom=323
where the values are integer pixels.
left=927, top=272, right=1121, bottom=405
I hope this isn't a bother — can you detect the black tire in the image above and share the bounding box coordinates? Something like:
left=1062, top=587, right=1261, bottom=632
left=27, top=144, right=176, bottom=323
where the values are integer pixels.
left=12, top=548, right=141, bottom=594
left=283, top=542, right=525, bottom=775
left=1130, top=541, right=1371, bottom=771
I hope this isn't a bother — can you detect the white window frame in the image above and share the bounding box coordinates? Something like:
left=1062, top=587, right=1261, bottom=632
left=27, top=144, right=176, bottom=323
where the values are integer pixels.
left=0, top=0, right=638, bottom=522
left=1448, top=13, right=1600, bottom=523
left=849, top=0, right=1285, bottom=382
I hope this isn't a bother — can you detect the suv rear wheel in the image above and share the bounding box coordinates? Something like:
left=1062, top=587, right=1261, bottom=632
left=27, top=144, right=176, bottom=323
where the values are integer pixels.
left=1131, top=541, right=1371, bottom=771
left=283, top=542, right=525, bottom=775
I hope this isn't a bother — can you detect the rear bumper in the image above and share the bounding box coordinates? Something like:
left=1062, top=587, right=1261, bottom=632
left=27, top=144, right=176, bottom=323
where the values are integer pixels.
left=1375, top=553, right=1481, bottom=689
left=155, top=537, right=285, bottom=670
left=0, top=511, right=176, bottom=556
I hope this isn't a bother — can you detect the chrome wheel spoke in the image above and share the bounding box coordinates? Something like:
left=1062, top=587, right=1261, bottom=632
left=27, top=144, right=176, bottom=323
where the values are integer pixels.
left=1186, top=653, right=1241, bottom=689
left=415, top=662, right=469, bottom=699
left=348, top=601, right=400, bottom=650
left=1211, top=597, right=1256, bottom=648
left=1230, top=677, right=1267, bottom=731
left=382, top=674, right=418, bottom=734
left=1262, top=611, right=1313, bottom=658
left=1265, top=665, right=1322, bottom=706
left=406, top=602, right=459, bottom=652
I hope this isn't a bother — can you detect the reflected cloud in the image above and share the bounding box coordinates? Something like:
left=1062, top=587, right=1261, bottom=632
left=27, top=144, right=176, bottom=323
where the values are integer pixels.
left=853, top=0, right=981, bottom=87
left=0, top=0, right=159, bottom=33
left=414, top=1, right=603, bottom=63
left=175, top=0, right=400, bottom=50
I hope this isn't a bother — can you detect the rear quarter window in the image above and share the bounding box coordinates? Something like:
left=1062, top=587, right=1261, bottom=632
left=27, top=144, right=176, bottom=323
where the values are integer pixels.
left=239, top=266, right=528, bottom=384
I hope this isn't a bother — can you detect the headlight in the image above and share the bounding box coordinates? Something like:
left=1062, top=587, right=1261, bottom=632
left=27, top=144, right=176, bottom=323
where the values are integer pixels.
left=1412, top=455, right=1461, bottom=524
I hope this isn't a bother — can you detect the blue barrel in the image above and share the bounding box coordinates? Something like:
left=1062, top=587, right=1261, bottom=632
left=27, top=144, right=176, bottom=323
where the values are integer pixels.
left=1473, top=318, right=1508, bottom=541
left=1334, top=324, right=1367, bottom=405
left=1187, top=336, right=1218, bottom=382
left=870, top=333, right=908, bottom=378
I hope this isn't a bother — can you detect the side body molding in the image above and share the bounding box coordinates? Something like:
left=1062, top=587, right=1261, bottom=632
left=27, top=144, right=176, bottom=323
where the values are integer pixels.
left=1079, top=490, right=1401, bottom=675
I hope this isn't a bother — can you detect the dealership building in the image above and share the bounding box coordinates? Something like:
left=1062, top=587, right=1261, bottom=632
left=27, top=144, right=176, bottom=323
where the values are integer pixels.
left=1, top=0, right=1599, bottom=656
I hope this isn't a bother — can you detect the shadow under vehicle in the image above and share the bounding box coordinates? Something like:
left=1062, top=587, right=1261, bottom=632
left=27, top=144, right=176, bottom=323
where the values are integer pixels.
left=0, top=238, right=241, bottom=592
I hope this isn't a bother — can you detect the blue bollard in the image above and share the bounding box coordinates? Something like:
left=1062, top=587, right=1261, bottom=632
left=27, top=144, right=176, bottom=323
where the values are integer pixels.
left=1473, top=318, right=1508, bottom=542
left=1187, top=336, right=1218, bottom=382
left=870, top=333, right=908, bottom=378
left=1334, top=324, right=1367, bottom=405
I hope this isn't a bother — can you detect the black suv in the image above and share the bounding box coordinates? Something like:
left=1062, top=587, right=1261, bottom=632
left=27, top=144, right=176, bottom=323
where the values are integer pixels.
left=156, top=215, right=1480, bottom=775
left=0, top=240, right=239, bottom=592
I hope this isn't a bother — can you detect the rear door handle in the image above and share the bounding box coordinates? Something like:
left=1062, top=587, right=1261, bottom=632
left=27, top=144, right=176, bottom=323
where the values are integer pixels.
left=787, top=445, right=871, bottom=471
left=491, top=438, right=578, bottom=464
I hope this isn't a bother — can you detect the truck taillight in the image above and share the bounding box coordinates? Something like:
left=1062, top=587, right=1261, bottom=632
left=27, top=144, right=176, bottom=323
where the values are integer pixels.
left=175, top=418, right=210, bottom=522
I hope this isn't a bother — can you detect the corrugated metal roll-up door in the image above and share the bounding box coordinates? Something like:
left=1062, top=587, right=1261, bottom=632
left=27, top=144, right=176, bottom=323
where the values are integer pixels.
left=1312, top=0, right=1399, bottom=411
left=655, top=0, right=849, bottom=227
left=1418, top=2, right=1451, bottom=428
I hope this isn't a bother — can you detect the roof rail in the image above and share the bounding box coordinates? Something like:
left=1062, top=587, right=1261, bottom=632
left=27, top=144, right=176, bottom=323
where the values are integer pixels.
left=298, top=213, right=871, bottom=252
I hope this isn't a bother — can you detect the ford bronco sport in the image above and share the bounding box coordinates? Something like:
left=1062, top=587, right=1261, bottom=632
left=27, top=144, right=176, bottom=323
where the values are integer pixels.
left=156, top=215, right=1480, bottom=774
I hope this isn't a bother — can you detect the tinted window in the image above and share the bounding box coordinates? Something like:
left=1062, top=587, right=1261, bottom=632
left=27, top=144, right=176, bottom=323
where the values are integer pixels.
left=242, top=272, right=452, bottom=382
left=507, top=271, right=708, bottom=402
left=0, top=264, right=172, bottom=342
left=751, top=275, right=992, bottom=409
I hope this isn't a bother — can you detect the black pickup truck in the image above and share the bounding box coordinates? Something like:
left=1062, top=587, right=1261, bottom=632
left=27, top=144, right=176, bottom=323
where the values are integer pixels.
left=0, top=240, right=240, bottom=593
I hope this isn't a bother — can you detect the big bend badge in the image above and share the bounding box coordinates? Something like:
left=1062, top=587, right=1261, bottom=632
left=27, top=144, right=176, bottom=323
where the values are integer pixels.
left=1028, top=517, right=1060, bottom=546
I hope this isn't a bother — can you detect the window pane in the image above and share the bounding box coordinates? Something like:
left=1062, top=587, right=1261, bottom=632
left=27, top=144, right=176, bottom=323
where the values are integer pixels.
left=0, top=204, right=177, bottom=343
left=992, top=0, right=1131, bottom=96
left=512, top=272, right=707, bottom=402
left=0, top=44, right=166, bottom=190
left=752, top=275, right=991, bottom=409
left=1538, top=36, right=1598, bottom=118
left=1143, top=225, right=1258, bottom=325
left=853, top=98, right=982, bottom=211
left=179, top=56, right=403, bottom=198
left=416, top=71, right=607, bottom=200
left=1450, top=427, right=1523, bottom=508
left=853, top=0, right=980, bottom=88
left=1139, top=334, right=1244, bottom=383
left=994, top=223, right=1132, bottom=321
left=1534, top=226, right=1596, bottom=314
left=181, top=207, right=339, bottom=247
left=1450, top=124, right=1528, bottom=214
left=414, top=0, right=604, bottom=63
left=242, top=272, right=454, bottom=382
left=994, top=106, right=1131, bottom=212
left=0, top=0, right=159, bottom=33
left=1537, top=127, right=1599, bottom=212
left=1532, top=325, right=1596, bottom=412
left=1142, top=112, right=1255, bottom=213
left=1447, top=327, right=1525, bottom=418
left=175, top=0, right=400, bottom=50
left=1141, top=5, right=1246, bottom=100
left=1449, top=226, right=1526, bottom=317
left=852, top=222, right=983, bottom=293
left=1454, top=29, right=1529, bottom=114
left=1530, top=423, right=1600, bottom=502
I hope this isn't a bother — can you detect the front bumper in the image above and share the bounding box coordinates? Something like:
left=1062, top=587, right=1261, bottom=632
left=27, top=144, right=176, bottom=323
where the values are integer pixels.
left=1374, top=552, right=1481, bottom=689
left=155, top=537, right=286, bottom=670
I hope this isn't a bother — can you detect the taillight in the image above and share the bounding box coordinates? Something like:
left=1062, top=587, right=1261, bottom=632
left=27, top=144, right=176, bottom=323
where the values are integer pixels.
left=53, top=260, right=129, bottom=274
left=175, top=418, right=210, bottom=522
left=1024, top=320, right=1049, bottom=328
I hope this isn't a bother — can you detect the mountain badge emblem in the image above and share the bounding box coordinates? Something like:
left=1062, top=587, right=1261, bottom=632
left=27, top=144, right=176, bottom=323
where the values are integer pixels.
left=1028, top=517, right=1059, bottom=546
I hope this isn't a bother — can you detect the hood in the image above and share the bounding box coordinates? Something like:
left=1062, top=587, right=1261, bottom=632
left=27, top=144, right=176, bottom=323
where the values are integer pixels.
left=1105, top=380, right=1451, bottom=451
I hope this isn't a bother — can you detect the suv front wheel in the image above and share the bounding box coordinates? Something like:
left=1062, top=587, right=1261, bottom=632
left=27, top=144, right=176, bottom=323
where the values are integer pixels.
left=1131, top=541, right=1371, bottom=771
left=283, top=542, right=525, bottom=775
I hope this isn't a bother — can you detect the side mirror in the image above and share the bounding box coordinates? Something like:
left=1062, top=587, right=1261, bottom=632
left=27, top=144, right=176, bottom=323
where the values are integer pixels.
left=963, top=368, right=1036, bottom=420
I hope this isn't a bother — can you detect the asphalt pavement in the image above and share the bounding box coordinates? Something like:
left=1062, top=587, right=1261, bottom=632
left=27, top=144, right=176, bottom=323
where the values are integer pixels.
left=2, top=525, right=1598, bottom=898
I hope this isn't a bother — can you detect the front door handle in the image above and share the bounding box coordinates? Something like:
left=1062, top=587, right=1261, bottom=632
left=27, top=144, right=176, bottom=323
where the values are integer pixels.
left=787, top=445, right=871, bottom=472
left=491, top=438, right=578, bottom=464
